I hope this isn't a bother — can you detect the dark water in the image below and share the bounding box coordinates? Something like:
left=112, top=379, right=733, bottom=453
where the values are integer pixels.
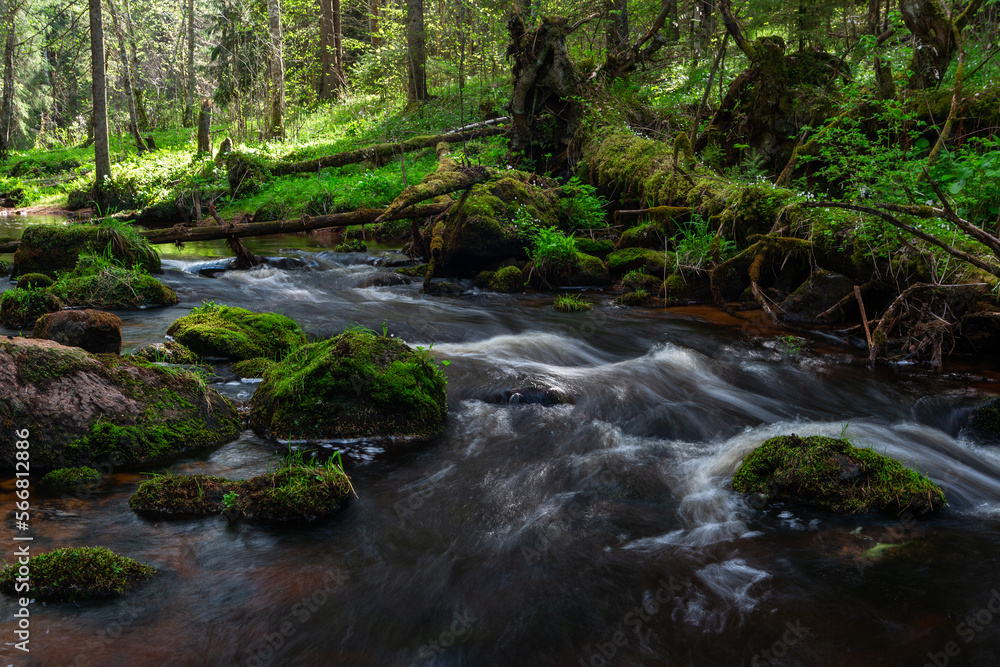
left=4, top=220, right=1000, bottom=666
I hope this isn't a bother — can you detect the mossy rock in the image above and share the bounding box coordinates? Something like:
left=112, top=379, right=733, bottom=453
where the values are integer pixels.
left=488, top=265, right=523, bottom=292
left=474, top=270, right=496, bottom=288
left=15, top=273, right=53, bottom=290
left=131, top=341, right=199, bottom=365
left=621, top=270, right=661, bottom=293
left=166, top=303, right=306, bottom=361
left=614, top=289, right=655, bottom=307
left=0, top=547, right=155, bottom=602
left=40, top=466, right=102, bottom=490
left=606, top=247, right=670, bottom=276
left=967, top=398, right=1000, bottom=438
left=568, top=252, right=611, bottom=286
left=12, top=224, right=160, bottom=278
left=232, top=357, right=276, bottom=379
left=0, top=288, right=63, bottom=329
left=395, top=263, right=429, bottom=278
left=51, top=265, right=178, bottom=310
left=574, top=238, right=614, bottom=259
left=780, top=269, right=855, bottom=323
left=33, top=309, right=123, bottom=354
left=732, top=434, right=946, bottom=514
left=662, top=273, right=689, bottom=298
left=335, top=239, right=367, bottom=253
left=0, top=338, right=241, bottom=470
left=619, top=222, right=666, bottom=249
left=250, top=329, right=448, bottom=442
left=128, top=465, right=351, bottom=523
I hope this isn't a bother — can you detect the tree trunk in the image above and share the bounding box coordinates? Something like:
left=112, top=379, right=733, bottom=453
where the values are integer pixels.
left=319, top=0, right=345, bottom=99
left=183, top=0, right=195, bottom=126
left=664, top=0, right=679, bottom=42
left=370, top=0, right=381, bottom=48
left=605, top=0, right=629, bottom=54
left=121, top=0, right=148, bottom=131
left=900, top=0, right=984, bottom=89
left=197, top=99, right=212, bottom=153
left=89, top=0, right=112, bottom=187
left=406, top=0, right=428, bottom=107
left=106, top=0, right=147, bottom=152
left=267, top=0, right=285, bottom=139
left=0, top=1, right=15, bottom=159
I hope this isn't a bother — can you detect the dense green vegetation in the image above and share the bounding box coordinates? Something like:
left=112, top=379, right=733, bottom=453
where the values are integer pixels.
left=0, top=547, right=155, bottom=601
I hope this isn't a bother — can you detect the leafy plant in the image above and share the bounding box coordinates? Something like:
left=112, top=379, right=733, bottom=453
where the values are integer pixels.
left=527, top=226, right=577, bottom=280
left=553, top=293, right=593, bottom=312
left=672, top=215, right=735, bottom=272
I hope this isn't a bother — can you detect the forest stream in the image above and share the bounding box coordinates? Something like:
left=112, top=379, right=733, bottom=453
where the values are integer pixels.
left=4, top=216, right=1000, bottom=666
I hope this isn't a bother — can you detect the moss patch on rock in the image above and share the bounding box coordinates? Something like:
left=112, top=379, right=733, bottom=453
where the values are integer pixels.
left=50, top=255, right=178, bottom=310
left=488, top=265, right=524, bottom=292
left=574, top=238, right=614, bottom=259
left=40, top=466, right=102, bottom=489
left=12, top=224, right=160, bottom=278
left=606, top=247, right=670, bottom=275
left=0, top=338, right=241, bottom=470
left=967, top=398, right=1000, bottom=438
left=335, top=239, right=367, bottom=253
left=166, top=302, right=306, bottom=361
left=732, top=434, right=946, bottom=514
left=131, top=341, right=199, bottom=365
left=233, top=357, right=277, bottom=378
left=0, top=547, right=155, bottom=601
left=128, top=464, right=351, bottom=523
left=250, top=329, right=448, bottom=441
left=0, top=288, right=63, bottom=329
left=15, top=273, right=54, bottom=290
left=395, top=263, right=429, bottom=278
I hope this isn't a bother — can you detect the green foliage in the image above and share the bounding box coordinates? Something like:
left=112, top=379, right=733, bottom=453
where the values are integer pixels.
left=527, top=226, right=578, bottom=278
left=50, top=254, right=179, bottom=310
left=0, top=547, right=155, bottom=601
left=553, top=294, right=592, bottom=312
left=559, top=177, right=608, bottom=229
left=232, top=357, right=277, bottom=379
left=672, top=215, right=736, bottom=272
left=732, top=434, right=946, bottom=514
left=0, top=288, right=63, bottom=329
left=15, top=273, right=54, bottom=290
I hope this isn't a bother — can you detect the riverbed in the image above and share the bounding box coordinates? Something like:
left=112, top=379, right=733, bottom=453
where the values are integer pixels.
left=3, top=216, right=1000, bottom=666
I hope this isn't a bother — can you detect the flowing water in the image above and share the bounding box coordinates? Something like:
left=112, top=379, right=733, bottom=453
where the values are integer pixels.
left=4, top=218, right=1000, bottom=666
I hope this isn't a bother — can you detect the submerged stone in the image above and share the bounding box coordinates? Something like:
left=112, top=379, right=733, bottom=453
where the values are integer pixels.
left=249, top=329, right=448, bottom=442
left=0, top=338, right=241, bottom=470
left=732, top=434, right=946, bottom=514
left=0, top=547, right=155, bottom=601
left=166, top=302, right=306, bottom=361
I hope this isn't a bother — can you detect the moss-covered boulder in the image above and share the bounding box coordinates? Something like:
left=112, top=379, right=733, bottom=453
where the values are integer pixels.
left=620, top=222, right=666, bottom=249
left=15, top=272, right=54, bottom=290
left=606, top=247, right=670, bottom=276
left=51, top=258, right=178, bottom=310
left=33, top=309, right=123, bottom=354
left=779, top=269, right=855, bottom=323
left=12, top=224, right=160, bottom=278
left=575, top=238, right=614, bottom=259
left=166, top=303, right=306, bottom=361
left=0, top=288, right=63, bottom=329
left=488, top=265, right=524, bottom=292
left=335, top=239, right=367, bottom=253
left=0, top=338, right=241, bottom=470
left=131, top=340, right=199, bottom=365
left=614, top=289, right=656, bottom=307
left=129, top=465, right=351, bottom=523
left=967, top=398, right=1000, bottom=438
left=440, top=176, right=559, bottom=274
left=732, top=434, right=946, bottom=514
left=40, top=466, right=102, bottom=490
left=567, top=252, right=610, bottom=286
left=232, top=357, right=276, bottom=379
left=0, top=547, right=155, bottom=601
left=395, top=263, right=429, bottom=278
left=621, top=270, right=661, bottom=293
left=250, top=329, right=448, bottom=441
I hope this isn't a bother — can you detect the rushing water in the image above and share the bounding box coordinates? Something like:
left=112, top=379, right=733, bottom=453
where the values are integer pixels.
left=4, top=219, right=1000, bottom=666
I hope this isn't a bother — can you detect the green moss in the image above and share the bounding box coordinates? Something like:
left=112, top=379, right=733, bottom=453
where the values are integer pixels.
left=250, top=329, right=448, bottom=441
left=614, top=289, right=652, bottom=306
left=663, top=273, right=688, bottom=297
left=606, top=247, right=669, bottom=275
left=40, top=467, right=102, bottom=489
left=166, top=303, right=306, bottom=361
left=0, top=288, right=63, bottom=329
left=0, top=547, right=155, bottom=601
left=395, top=264, right=430, bottom=278
left=15, top=273, right=53, bottom=290
left=131, top=341, right=199, bottom=365
left=233, top=357, right=277, bottom=378
left=128, top=464, right=351, bottom=523
left=51, top=261, right=179, bottom=310
left=11, top=224, right=160, bottom=278
left=619, top=222, right=665, bottom=249
left=732, top=434, right=946, bottom=514
left=574, top=238, right=614, bottom=259
left=968, top=398, right=1000, bottom=437
left=488, top=265, right=523, bottom=292
left=335, top=239, right=367, bottom=253
left=622, top=269, right=661, bottom=293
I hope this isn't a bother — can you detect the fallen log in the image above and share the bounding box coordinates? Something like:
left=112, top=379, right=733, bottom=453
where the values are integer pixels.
left=270, top=125, right=508, bottom=177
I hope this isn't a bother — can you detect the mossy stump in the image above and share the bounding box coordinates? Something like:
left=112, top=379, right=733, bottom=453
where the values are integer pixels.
left=0, top=547, right=155, bottom=601
left=250, top=329, right=448, bottom=442
left=732, top=434, right=946, bottom=514
left=166, top=303, right=306, bottom=361
left=129, top=466, right=352, bottom=523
